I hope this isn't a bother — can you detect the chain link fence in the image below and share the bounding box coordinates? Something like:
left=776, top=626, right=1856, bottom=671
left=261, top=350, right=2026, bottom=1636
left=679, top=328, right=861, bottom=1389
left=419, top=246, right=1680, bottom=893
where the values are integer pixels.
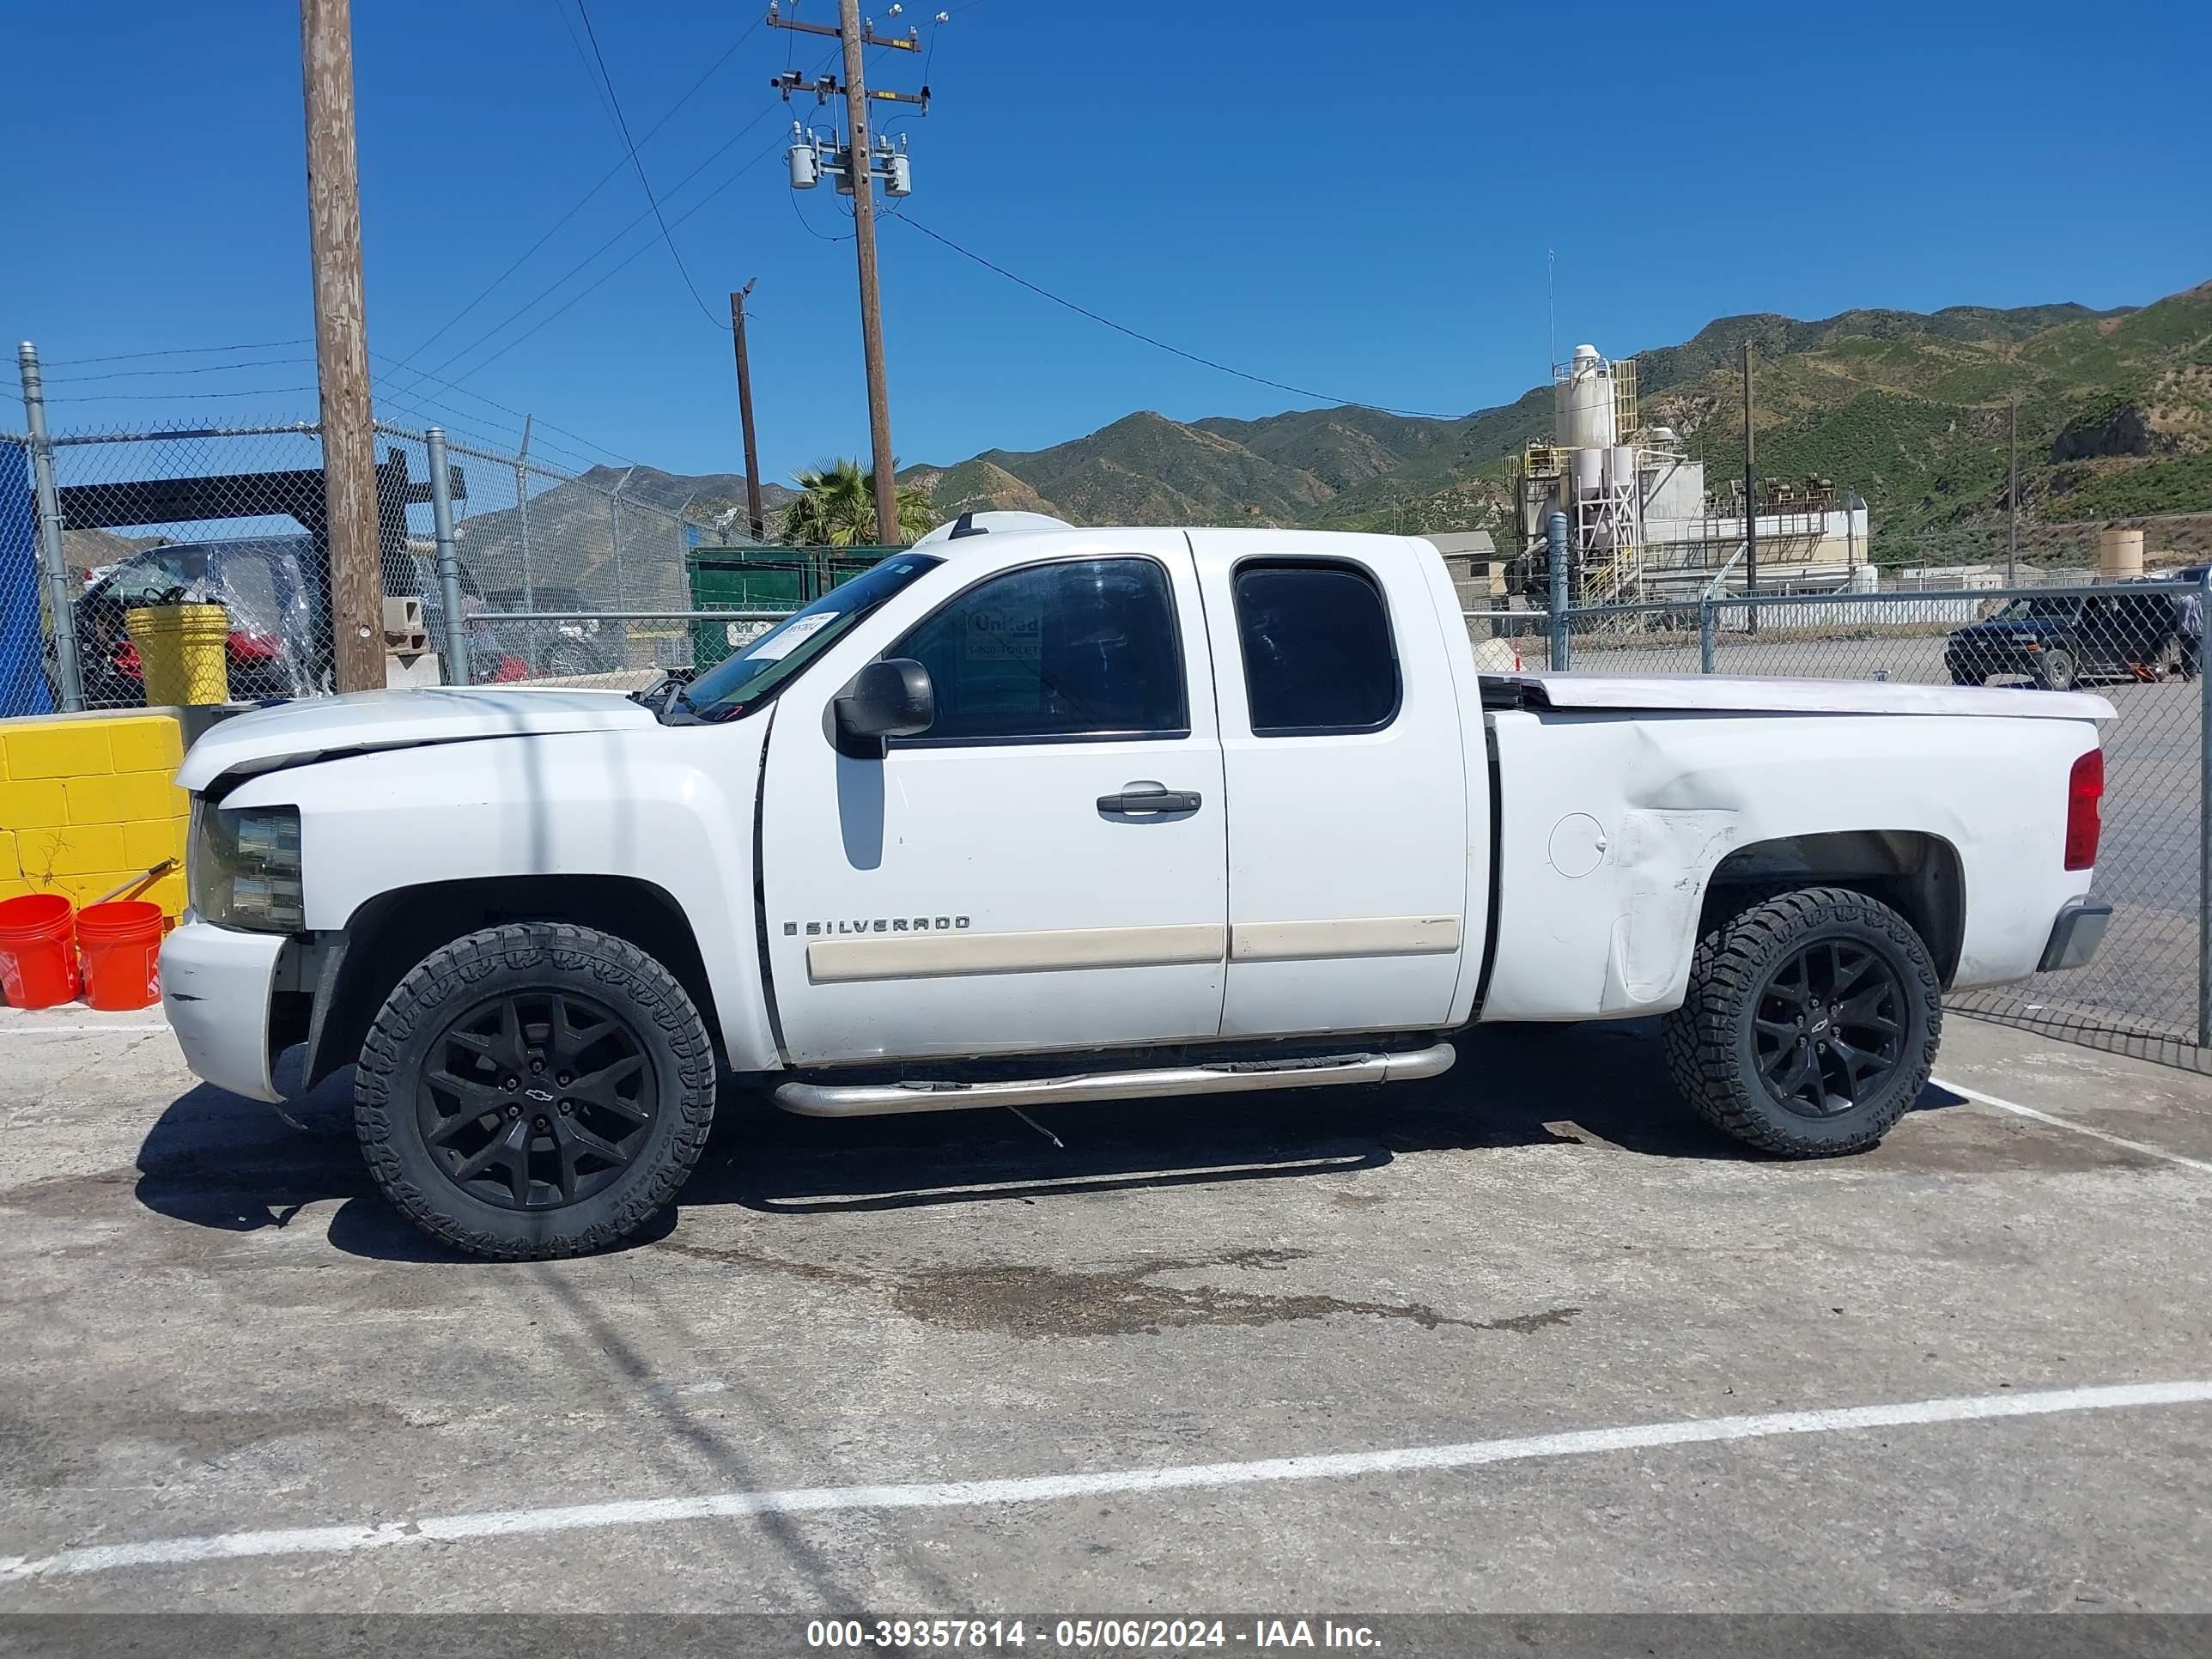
left=1477, top=580, right=2210, bottom=1067
left=0, top=412, right=763, bottom=712
left=4, top=378, right=2205, bottom=1066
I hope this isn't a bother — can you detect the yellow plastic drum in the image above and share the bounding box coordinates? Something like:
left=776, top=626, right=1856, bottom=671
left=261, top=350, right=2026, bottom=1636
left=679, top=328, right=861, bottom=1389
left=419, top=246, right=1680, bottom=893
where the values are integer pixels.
left=124, top=604, right=230, bottom=706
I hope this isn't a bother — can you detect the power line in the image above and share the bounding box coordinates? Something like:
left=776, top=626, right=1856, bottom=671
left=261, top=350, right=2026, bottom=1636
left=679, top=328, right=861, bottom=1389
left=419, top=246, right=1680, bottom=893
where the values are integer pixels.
left=43, top=386, right=321, bottom=404
left=43, top=356, right=315, bottom=386
left=393, top=58, right=830, bottom=398
left=442, top=130, right=795, bottom=388
left=891, top=216, right=1462, bottom=421
left=571, top=0, right=727, bottom=330
left=41, top=338, right=313, bottom=368
left=790, top=187, right=854, bottom=242
left=365, top=350, right=631, bottom=468
left=387, top=17, right=765, bottom=375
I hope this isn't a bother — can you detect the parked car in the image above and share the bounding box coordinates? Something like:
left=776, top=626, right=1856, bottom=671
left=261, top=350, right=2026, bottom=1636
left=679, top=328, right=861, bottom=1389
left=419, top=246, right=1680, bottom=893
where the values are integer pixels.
left=1945, top=591, right=2179, bottom=690
left=408, top=557, right=532, bottom=685
left=165, top=525, right=2112, bottom=1260
left=482, top=584, right=621, bottom=677
left=75, top=535, right=325, bottom=706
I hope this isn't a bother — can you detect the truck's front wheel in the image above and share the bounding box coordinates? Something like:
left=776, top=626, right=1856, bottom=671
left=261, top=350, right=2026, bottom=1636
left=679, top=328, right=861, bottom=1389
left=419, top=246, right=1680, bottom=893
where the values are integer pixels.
left=355, top=922, right=716, bottom=1260
left=1662, top=887, right=1941, bottom=1158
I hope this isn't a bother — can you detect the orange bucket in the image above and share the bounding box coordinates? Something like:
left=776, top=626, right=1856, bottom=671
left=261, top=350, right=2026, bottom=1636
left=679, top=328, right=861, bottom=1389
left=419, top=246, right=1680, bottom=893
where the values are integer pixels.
left=0, top=894, right=81, bottom=1009
left=76, top=900, right=165, bottom=1011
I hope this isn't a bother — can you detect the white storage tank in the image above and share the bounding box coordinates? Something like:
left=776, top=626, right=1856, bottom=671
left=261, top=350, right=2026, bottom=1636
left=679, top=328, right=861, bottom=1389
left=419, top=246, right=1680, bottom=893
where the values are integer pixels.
left=1607, top=445, right=1637, bottom=491
left=1571, top=447, right=1606, bottom=497
left=1557, top=343, right=1618, bottom=451
left=2097, top=527, right=2144, bottom=581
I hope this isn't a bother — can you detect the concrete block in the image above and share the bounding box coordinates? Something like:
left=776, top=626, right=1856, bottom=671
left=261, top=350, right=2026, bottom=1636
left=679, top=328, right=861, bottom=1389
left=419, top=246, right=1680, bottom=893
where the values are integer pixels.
left=106, top=717, right=185, bottom=775
left=0, top=780, right=69, bottom=829
left=15, top=825, right=129, bottom=878
left=4, top=724, right=112, bottom=781
left=64, top=772, right=179, bottom=826
left=123, top=818, right=186, bottom=870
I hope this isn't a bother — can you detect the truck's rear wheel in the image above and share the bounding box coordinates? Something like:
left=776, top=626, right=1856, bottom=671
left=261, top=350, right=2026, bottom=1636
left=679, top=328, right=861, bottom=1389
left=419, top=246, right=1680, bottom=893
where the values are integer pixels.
left=355, top=922, right=715, bottom=1260
left=1662, top=887, right=1940, bottom=1158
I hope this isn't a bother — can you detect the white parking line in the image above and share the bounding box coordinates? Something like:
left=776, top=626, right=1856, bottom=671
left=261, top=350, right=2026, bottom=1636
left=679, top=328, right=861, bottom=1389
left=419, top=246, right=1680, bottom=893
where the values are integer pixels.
left=5, top=1377, right=2208, bottom=1583
left=1934, top=1075, right=2212, bottom=1174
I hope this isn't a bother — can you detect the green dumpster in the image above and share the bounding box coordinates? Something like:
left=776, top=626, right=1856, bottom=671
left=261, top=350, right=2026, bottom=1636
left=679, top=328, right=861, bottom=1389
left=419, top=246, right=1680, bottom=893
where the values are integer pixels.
left=684, top=544, right=903, bottom=670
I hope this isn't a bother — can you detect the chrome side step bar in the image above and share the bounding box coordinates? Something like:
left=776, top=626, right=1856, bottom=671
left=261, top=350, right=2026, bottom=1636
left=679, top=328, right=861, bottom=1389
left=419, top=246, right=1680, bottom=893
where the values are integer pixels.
left=772, top=1042, right=1456, bottom=1119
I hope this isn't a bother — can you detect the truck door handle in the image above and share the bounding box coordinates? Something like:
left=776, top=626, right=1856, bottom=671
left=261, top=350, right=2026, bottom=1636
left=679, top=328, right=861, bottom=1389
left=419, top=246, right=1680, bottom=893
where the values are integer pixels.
left=1097, top=781, right=1202, bottom=816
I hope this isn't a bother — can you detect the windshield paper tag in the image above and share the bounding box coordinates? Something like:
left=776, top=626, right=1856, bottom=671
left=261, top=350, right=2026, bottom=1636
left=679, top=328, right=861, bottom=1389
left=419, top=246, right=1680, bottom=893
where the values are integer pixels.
left=744, top=611, right=833, bottom=661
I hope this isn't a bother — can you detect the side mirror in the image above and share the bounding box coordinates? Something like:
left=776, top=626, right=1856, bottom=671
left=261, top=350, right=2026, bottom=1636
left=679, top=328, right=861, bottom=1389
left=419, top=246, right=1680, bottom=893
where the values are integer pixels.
left=834, top=657, right=935, bottom=756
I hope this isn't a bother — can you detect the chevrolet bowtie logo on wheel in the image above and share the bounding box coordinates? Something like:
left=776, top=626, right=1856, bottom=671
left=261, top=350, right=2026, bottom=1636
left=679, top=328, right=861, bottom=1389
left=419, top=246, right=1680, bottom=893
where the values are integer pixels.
left=783, top=917, right=973, bottom=937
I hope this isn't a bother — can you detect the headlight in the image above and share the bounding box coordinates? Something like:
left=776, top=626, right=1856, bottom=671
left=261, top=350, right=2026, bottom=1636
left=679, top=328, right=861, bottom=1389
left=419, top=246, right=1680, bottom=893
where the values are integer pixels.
left=189, top=803, right=304, bottom=932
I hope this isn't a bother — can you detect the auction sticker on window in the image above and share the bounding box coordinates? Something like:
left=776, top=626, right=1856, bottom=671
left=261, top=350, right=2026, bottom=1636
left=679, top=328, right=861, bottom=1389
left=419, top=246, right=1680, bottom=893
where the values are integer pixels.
left=964, top=601, right=1041, bottom=662
left=744, top=611, right=834, bottom=659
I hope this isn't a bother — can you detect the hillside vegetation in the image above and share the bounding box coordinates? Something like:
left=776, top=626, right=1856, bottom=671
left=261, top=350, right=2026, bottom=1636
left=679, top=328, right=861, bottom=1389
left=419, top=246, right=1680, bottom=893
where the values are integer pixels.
left=897, top=280, right=2212, bottom=563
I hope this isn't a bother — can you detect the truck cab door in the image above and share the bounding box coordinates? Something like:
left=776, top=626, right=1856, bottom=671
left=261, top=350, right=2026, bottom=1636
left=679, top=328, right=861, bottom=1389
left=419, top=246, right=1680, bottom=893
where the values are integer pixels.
left=1188, top=532, right=1479, bottom=1036
left=757, top=533, right=1228, bottom=1065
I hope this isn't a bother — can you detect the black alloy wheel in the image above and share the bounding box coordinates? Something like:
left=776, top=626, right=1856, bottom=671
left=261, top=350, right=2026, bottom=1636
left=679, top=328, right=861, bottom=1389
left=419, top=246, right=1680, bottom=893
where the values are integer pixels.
left=419, top=988, right=656, bottom=1211
left=1662, top=886, right=1941, bottom=1158
left=1750, top=938, right=1905, bottom=1120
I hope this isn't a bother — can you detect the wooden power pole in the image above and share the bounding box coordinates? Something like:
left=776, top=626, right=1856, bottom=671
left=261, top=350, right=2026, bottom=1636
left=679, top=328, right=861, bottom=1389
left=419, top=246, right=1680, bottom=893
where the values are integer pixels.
left=2008, top=396, right=2020, bottom=586
left=300, top=0, right=384, bottom=692
left=730, top=283, right=768, bottom=543
left=1743, top=339, right=1759, bottom=636
left=838, top=0, right=899, bottom=545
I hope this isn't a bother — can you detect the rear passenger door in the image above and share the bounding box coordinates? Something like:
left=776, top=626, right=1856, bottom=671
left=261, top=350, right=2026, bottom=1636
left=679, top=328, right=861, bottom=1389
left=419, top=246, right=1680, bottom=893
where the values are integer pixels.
left=1188, top=534, right=1474, bottom=1037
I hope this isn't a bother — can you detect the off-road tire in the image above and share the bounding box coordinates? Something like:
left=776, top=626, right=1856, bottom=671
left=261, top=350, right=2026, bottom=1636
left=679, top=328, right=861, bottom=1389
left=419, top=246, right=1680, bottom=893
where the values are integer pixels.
left=356, top=923, right=715, bottom=1260
left=2033, top=647, right=2077, bottom=691
left=1661, top=886, right=1941, bottom=1158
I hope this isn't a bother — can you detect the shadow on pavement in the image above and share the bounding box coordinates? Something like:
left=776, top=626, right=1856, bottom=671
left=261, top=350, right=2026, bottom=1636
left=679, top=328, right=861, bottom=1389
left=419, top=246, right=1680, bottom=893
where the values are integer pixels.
left=134, top=1019, right=1957, bottom=1262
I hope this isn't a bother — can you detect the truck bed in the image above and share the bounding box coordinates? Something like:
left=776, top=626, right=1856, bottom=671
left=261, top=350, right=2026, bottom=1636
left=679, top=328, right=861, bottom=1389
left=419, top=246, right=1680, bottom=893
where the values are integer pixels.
left=1481, top=672, right=2115, bottom=721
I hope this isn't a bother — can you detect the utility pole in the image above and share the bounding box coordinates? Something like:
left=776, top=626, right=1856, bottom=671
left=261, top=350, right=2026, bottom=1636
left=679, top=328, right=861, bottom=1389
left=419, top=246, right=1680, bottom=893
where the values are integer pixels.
left=300, top=0, right=384, bottom=693
left=730, top=283, right=768, bottom=543
left=1743, top=340, right=1759, bottom=636
left=838, top=0, right=896, bottom=544
left=2007, top=396, right=2020, bottom=587
left=771, top=0, right=926, bottom=546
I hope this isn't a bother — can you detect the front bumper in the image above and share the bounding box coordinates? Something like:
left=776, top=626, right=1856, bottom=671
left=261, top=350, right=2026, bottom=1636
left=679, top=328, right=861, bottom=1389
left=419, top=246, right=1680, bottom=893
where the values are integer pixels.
left=2039, top=897, right=2114, bottom=974
left=160, top=919, right=288, bottom=1103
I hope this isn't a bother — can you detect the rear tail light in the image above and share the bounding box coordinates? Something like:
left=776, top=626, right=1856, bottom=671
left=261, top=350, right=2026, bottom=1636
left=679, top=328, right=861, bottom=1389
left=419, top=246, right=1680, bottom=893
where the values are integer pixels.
left=2064, top=747, right=2104, bottom=871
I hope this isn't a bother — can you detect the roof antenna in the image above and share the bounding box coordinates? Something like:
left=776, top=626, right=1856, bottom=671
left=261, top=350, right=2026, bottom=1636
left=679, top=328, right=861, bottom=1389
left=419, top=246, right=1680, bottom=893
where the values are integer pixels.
left=947, top=509, right=988, bottom=539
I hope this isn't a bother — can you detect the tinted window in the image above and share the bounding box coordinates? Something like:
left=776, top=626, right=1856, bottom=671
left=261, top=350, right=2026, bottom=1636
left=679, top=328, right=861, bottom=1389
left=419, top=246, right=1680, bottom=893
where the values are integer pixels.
left=1234, top=562, right=1398, bottom=734
left=894, top=558, right=1185, bottom=744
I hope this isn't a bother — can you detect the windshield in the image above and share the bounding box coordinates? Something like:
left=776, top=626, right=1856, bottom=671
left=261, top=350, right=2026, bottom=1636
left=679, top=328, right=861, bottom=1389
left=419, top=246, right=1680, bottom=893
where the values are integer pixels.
left=679, top=553, right=943, bottom=720
left=1991, top=596, right=2081, bottom=622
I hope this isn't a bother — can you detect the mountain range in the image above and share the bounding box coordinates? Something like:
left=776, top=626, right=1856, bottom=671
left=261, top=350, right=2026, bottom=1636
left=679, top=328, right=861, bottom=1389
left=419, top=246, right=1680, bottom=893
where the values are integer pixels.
left=58, top=282, right=2212, bottom=586
left=893, top=279, right=2212, bottom=563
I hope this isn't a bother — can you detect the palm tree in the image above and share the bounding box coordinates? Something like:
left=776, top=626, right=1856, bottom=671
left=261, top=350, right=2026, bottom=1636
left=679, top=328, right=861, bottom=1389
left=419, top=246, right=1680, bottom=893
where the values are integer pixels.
left=781, top=459, right=936, bottom=546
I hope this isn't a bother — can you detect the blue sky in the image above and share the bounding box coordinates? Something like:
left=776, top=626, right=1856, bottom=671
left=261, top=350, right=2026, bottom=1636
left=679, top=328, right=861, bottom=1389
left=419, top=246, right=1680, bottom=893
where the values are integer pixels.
left=4, top=0, right=2208, bottom=484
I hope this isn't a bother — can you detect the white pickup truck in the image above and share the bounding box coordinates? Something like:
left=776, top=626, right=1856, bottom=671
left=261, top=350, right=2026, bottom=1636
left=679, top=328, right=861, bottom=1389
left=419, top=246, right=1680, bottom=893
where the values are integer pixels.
left=161, top=524, right=2114, bottom=1260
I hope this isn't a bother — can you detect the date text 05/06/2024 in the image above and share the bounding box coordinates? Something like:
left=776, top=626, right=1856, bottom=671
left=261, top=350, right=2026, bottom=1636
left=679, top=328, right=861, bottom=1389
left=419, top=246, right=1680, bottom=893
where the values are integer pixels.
left=805, top=1619, right=1382, bottom=1650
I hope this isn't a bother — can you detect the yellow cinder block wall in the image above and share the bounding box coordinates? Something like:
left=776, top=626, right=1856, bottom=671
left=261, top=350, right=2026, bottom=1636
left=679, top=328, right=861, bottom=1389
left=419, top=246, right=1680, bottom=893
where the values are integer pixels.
left=0, top=714, right=189, bottom=916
